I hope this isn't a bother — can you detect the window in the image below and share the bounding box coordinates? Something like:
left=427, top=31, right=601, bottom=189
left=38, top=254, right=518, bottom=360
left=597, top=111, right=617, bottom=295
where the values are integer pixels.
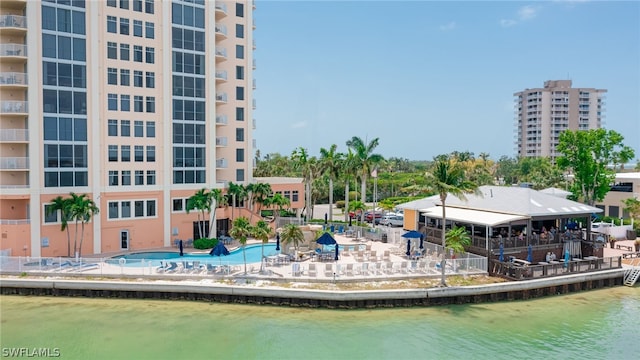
left=145, top=22, right=154, bottom=39
left=236, top=2, right=244, bottom=17
left=107, top=0, right=116, bottom=7
left=133, top=0, right=142, bottom=12
left=145, top=47, right=155, bottom=64
left=120, top=95, right=130, bottom=112
left=121, top=145, right=131, bottom=162
left=108, top=202, right=119, bottom=219
left=108, top=145, right=118, bottom=161
left=236, top=128, right=244, bottom=141
left=292, top=191, right=299, bottom=202
left=236, top=107, right=244, bottom=121
left=108, top=119, right=118, bottom=136
left=135, top=170, right=144, bottom=185
left=146, top=200, right=156, bottom=217
left=119, top=18, right=129, bottom=35
left=236, top=148, right=244, bottom=162
left=133, top=20, right=142, bottom=37
left=107, top=16, right=117, bottom=33
left=146, top=72, right=155, bottom=88
left=134, top=145, right=144, bottom=161
left=173, top=199, right=183, bottom=211
left=44, top=204, right=58, bottom=223
left=120, top=120, right=130, bottom=136
left=109, top=171, right=119, bottom=186
left=236, top=169, right=245, bottom=182
left=120, top=69, right=130, bottom=86
left=145, top=0, right=154, bottom=14
left=120, top=0, right=129, bottom=10
left=120, top=43, right=130, bottom=61
left=133, top=45, right=143, bottom=62
left=146, top=121, right=155, bottom=138
left=135, top=200, right=144, bottom=217
left=236, top=45, right=244, bottom=59
left=236, top=86, right=244, bottom=100
left=236, top=24, right=244, bottom=39
left=146, top=97, right=155, bottom=113
left=57, top=8, right=71, bottom=33
left=236, top=66, right=244, bottom=80
left=107, top=68, right=117, bottom=85
left=122, top=170, right=131, bottom=186
left=147, top=170, right=156, bottom=185
left=146, top=146, right=156, bottom=162
left=133, top=71, right=143, bottom=87
left=108, top=94, right=118, bottom=110
left=134, top=96, right=143, bottom=112
left=134, top=121, right=143, bottom=137
left=107, top=42, right=117, bottom=59
left=121, top=201, right=131, bottom=218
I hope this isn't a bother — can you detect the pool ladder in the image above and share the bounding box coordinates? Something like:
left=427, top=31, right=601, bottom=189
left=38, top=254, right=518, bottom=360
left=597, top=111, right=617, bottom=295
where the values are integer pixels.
left=624, top=268, right=640, bottom=286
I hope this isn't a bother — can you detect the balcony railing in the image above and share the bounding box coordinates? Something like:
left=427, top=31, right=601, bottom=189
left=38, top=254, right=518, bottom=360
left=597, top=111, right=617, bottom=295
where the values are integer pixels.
left=215, top=70, right=227, bottom=81
left=252, top=118, right=256, bottom=129
left=0, top=43, right=27, bottom=57
left=215, top=3, right=227, bottom=15
left=252, top=59, right=256, bottom=69
left=0, top=219, right=30, bottom=225
left=215, top=115, right=228, bottom=125
left=0, top=72, right=27, bottom=86
left=1, top=100, right=28, bottom=113
left=215, top=46, right=227, bottom=59
left=0, top=15, right=27, bottom=29
left=0, top=129, right=28, bottom=141
left=252, top=99, right=256, bottom=109
left=216, top=158, right=228, bottom=168
left=215, top=24, right=227, bottom=37
left=215, top=137, right=228, bottom=146
left=0, top=157, right=29, bottom=170
left=215, top=93, right=227, bottom=103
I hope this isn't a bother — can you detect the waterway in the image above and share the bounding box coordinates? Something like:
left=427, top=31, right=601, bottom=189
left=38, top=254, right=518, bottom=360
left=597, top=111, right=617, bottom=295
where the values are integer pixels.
left=1, top=286, right=638, bottom=359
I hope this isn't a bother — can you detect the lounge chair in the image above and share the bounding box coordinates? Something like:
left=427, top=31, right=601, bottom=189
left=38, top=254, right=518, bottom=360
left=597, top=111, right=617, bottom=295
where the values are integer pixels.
left=384, top=262, right=395, bottom=274
left=165, top=262, right=179, bottom=273
left=399, top=261, right=409, bottom=274
left=358, top=263, right=369, bottom=276
left=345, top=263, right=354, bottom=276
left=291, top=263, right=301, bottom=276
left=308, top=263, right=317, bottom=277
left=382, top=250, right=390, bottom=262
left=324, top=263, right=334, bottom=277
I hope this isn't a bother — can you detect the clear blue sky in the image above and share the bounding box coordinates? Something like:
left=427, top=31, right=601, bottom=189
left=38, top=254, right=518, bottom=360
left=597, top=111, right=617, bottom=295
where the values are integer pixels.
left=253, top=1, right=640, bottom=161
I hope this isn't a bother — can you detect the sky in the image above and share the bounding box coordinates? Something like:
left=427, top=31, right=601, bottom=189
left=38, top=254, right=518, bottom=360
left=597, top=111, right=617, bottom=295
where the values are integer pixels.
left=252, top=0, right=640, bottom=161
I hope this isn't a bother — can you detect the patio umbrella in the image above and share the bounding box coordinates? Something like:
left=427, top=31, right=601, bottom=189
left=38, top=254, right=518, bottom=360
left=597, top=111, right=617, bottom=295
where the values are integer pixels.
left=210, top=242, right=230, bottom=264
left=316, top=232, right=337, bottom=245
left=419, top=234, right=424, bottom=250
left=499, top=243, right=504, bottom=262
left=401, top=230, right=423, bottom=239
left=335, top=244, right=339, bottom=261
left=406, top=240, right=411, bottom=256
left=275, top=233, right=280, bottom=251
left=527, top=244, right=533, bottom=263
left=179, top=239, right=184, bottom=256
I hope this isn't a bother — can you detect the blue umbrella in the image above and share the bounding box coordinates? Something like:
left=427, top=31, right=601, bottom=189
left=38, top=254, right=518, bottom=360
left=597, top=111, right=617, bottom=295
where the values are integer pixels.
left=527, top=244, right=533, bottom=263
left=419, top=234, right=424, bottom=250
left=402, top=230, right=422, bottom=239
left=179, top=239, right=184, bottom=256
left=210, top=241, right=230, bottom=264
left=316, top=232, right=337, bottom=245
left=334, top=244, right=339, bottom=261
left=499, top=243, right=504, bottom=262
left=275, top=233, right=280, bottom=251
left=406, top=240, right=411, bottom=256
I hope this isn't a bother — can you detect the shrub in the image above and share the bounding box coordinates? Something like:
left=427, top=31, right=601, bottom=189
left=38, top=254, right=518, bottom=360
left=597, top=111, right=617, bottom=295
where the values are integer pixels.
left=336, top=200, right=345, bottom=209
left=193, top=238, right=217, bottom=249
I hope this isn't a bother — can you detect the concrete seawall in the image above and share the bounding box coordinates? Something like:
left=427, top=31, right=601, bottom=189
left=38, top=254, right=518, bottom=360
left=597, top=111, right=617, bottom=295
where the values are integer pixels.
left=0, top=269, right=626, bottom=309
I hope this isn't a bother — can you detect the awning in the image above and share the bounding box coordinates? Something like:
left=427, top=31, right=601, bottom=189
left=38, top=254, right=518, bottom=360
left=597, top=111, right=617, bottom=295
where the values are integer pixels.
left=420, top=207, right=529, bottom=227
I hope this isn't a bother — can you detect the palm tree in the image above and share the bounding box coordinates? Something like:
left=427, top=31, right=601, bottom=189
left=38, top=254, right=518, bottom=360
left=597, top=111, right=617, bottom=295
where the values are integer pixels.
left=186, top=188, right=211, bottom=239
left=266, top=192, right=290, bottom=228
left=346, top=136, right=383, bottom=222
left=68, top=193, right=99, bottom=256
left=251, top=220, right=273, bottom=272
left=226, top=182, right=248, bottom=220
left=341, top=150, right=359, bottom=222
left=446, top=226, right=471, bottom=255
left=280, top=223, right=305, bottom=253
left=348, top=200, right=366, bottom=223
left=247, top=182, right=272, bottom=223
left=228, top=216, right=251, bottom=274
left=426, top=155, right=479, bottom=286
left=47, top=196, right=73, bottom=256
left=319, top=144, right=343, bottom=225
left=207, top=188, right=226, bottom=239
left=291, top=147, right=314, bottom=223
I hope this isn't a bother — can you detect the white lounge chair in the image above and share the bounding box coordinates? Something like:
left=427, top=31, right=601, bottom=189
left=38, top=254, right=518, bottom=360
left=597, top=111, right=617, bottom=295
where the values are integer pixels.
left=308, top=263, right=317, bottom=277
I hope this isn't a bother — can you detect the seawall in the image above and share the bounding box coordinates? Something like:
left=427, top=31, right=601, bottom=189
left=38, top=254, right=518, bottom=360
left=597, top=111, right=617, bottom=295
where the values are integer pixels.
left=0, top=269, right=626, bottom=309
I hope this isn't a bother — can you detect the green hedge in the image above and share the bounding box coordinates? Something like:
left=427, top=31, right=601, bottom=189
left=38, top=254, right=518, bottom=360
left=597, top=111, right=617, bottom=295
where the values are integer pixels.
left=193, top=238, right=218, bottom=250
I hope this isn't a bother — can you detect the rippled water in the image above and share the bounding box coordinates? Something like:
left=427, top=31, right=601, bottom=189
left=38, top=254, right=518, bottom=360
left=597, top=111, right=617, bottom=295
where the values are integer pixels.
left=1, top=286, right=638, bottom=359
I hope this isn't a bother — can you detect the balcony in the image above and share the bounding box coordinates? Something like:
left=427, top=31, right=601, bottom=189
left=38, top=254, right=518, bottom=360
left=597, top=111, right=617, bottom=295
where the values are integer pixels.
left=0, top=72, right=27, bottom=88
left=215, top=136, right=228, bottom=147
left=215, top=24, right=227, bottom=39
left=0, top=157, right=29, bottom=170
left=252, top=118, right=256, bottom=129
left=252, top=59, right=256, bottom=69
left=215, top=93, right=227, bottom=104
left=252, top=79, right=256, bottom=90
left=253, top=19, right=256, bottom=30
left=0, top=44, right=27, bottom=60
left=0, top=15, right=27, bottom=35
left=215, top=3, right=227, bottom=19
left=253, top=39, right=256, bottom=50
left=215, top=115, right=228, bottom=125
left=0, top=100, right=28, bottom=114
left=0, top=128, right=28, bottom=142
left=0, top=0, right=27, bottom=10
left=252, top=99, right=256, bottom=109
left=215, top=70, right=228, bottom=83
left=215, top=46, right=227, bottom=62
left=216, top=158, right=228, bottom=168
left=252, top=0, right=256, bottom=9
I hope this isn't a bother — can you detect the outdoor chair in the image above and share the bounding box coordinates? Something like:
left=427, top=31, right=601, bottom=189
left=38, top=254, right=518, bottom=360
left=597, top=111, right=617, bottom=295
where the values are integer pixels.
left=345, top=263, right=354, bottom=276
left=308, top=263, right=317, bottom=277
left=324, top=263, right=334, bottom=277
left=291, top=263, right=301, bottom=276
left=384, top=262, right=395, bottom=274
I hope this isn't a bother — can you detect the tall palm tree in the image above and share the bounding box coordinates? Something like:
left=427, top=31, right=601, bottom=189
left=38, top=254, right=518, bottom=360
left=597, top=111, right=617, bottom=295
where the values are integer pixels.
left=251, top=220, right=273, bottom=272
left=47, top=196, right=73, bottom=256
left=69, top=193, right=99, bottom=256
left=291, top=147, right=316, bottom=222
left=346, top=136, right=383, bottom=222
left=280, top=223, right=304, bottom=253
left=228, top=216, right=251, bottom=274
left=319, top=144, right=343, bottom=225
left=186, top=188, right=211, bottom=239
left=226, top=182, right=248, bottom=220
left=341, top=150, right=358, bottom=222
left=247, top=182, right=272, bottom=223
left=266, top=192, right=290, bottom=228
left=207, top=188, right=226, bottom=239
left=426, top=156, right=479, bottom=286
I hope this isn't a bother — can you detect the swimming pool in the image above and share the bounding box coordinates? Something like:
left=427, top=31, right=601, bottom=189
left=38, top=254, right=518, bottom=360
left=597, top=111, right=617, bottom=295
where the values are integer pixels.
left=108, top=244, right=279, bottom=267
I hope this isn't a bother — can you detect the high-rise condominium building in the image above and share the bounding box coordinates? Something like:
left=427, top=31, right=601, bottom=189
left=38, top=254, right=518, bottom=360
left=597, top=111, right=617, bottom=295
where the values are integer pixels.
left=514, top=80, right=606, bottom=159
left=0, top=0, right=269, bottom=257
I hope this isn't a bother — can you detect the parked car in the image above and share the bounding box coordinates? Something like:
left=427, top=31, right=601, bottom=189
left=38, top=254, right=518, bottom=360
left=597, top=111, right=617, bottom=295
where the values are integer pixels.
left=380, top=215, right=404, bottom=227
left=364, top=211, right=383, bottom=224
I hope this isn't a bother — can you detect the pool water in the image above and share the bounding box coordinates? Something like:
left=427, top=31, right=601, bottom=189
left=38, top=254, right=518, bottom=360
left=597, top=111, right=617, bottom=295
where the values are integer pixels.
left=108, top=244, right=279, bottom=267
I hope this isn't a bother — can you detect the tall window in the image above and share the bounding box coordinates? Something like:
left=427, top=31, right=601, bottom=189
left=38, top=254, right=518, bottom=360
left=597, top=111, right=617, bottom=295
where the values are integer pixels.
left=120, top=69, right=130, bottom=86
left=236, top=45, right=244, bottom=59
left=107, top=16, right=117, bottom=33
left=120, top=18, right=129, bottom=35
left=121, top=120, right=130, bottom=137
left=236, top=3, right=244, bottom=17
left=120, top=44, right=130, bottom=61
left=107, top=68, right=117, bottom=85
left=133, top=20, right=143, bottom=37
left=236, top=24, right=244, bottom=38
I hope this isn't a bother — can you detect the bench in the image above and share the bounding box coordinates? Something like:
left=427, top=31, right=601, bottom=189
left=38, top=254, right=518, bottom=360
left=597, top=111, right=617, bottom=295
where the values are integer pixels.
left=616, top=244, right=633, bottom=251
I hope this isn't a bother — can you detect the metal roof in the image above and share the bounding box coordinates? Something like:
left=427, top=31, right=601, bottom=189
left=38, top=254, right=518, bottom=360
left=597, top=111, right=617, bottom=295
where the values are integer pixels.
left=420, top=207, right=529, bottom=227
